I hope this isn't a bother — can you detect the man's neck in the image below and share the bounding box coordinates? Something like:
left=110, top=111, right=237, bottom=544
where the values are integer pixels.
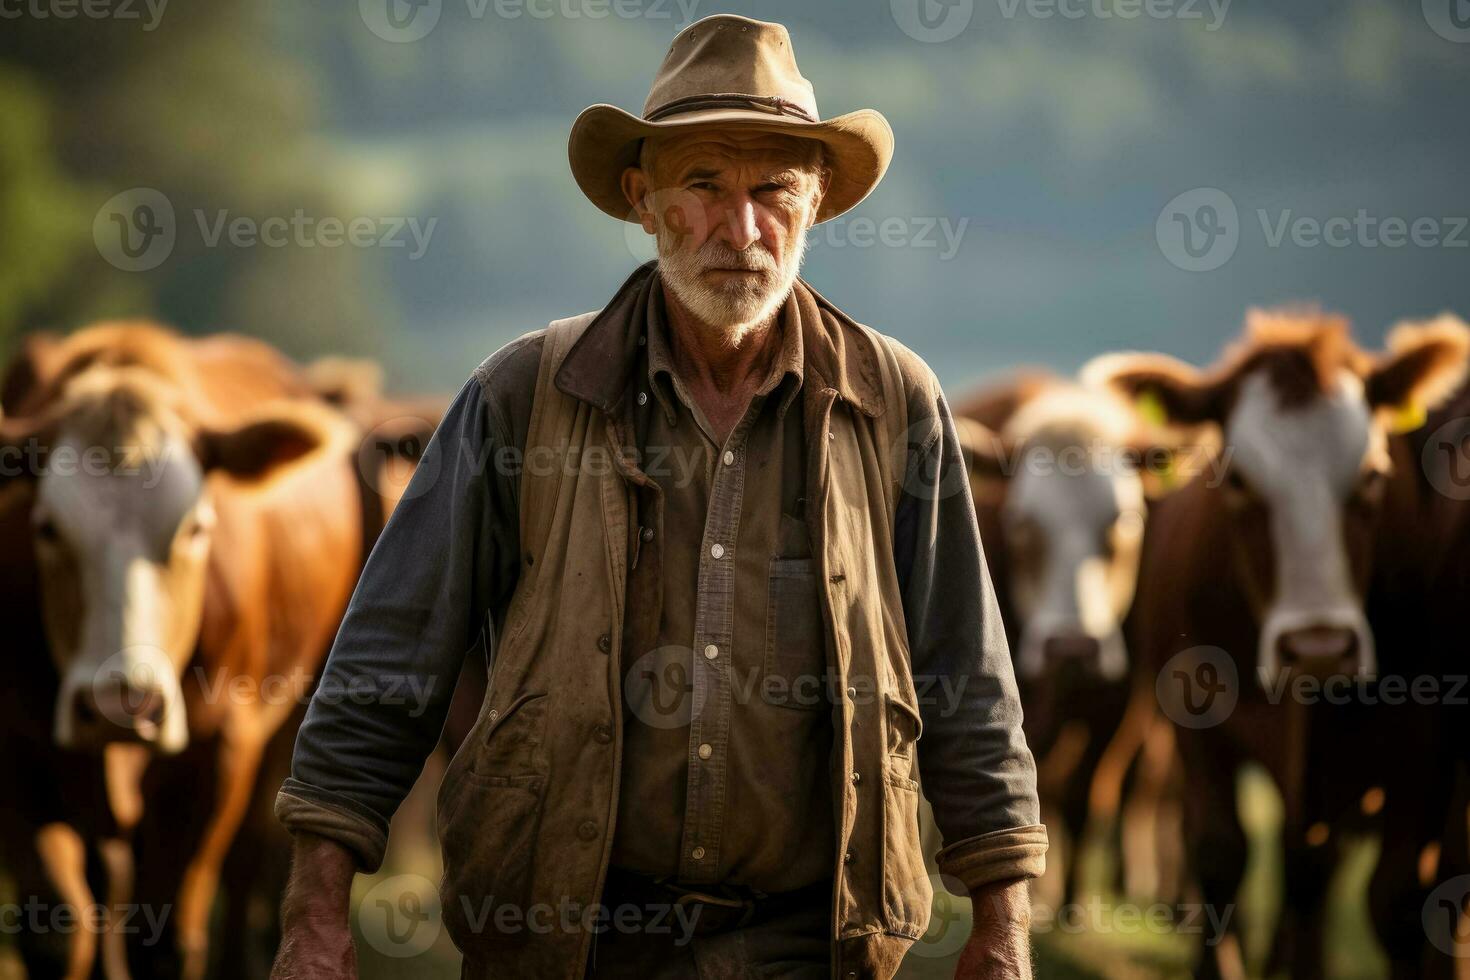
left=660, top=282, right=782, bottom=396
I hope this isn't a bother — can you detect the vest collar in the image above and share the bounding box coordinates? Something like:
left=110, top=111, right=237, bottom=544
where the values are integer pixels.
left=554, top=260, right=886, bottom=418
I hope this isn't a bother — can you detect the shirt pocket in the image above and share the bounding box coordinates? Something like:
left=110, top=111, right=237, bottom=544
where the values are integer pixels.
left=764, top=557, right=828, bottom=711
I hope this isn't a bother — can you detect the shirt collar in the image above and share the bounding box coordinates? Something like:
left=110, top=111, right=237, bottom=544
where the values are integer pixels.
left=644, top=281, right=805, bottom=424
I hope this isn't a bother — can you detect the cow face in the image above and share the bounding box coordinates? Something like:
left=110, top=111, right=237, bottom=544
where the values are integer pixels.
left=1087, top=311, right=1469, bottom=688
left=964, top=387, right=1151, bottom=683
left=2, top=367, right=331, bottom=754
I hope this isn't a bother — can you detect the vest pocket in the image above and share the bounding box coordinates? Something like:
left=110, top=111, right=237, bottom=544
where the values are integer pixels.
left=764, top=557, right=827, bottom=710
left=437, top=690, right=551, bottom=950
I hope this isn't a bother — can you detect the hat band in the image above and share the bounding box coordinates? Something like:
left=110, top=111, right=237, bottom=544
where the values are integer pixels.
left=644, top=93, right=816, bottom=124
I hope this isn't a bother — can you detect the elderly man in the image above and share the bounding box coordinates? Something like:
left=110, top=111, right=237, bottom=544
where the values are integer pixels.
left=270, top=14, right=1045, bottom=980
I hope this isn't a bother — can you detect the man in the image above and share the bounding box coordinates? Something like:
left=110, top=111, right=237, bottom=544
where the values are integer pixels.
left=270, top=14, right=1045, bottom=980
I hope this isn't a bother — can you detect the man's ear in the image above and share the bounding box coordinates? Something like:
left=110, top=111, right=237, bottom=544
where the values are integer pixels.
left=621, top=163, right=655, bottom=233
left=1366, top=314, right=1470, bottom=429
left=1081, top=351, right=1229, bottom=427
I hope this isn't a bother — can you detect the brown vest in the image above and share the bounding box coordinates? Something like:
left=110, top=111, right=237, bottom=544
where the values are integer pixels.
left=438, top=280, right=932, bottom=980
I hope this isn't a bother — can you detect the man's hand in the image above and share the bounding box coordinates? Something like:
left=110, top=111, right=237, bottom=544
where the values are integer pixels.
left=270, top=832, right=360, bottom=979
left=954, top=878, right=1033, bottom=979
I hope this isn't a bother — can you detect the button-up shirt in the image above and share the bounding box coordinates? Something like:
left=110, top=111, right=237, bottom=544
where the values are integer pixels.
left=611, top=286, right=833, bottom=890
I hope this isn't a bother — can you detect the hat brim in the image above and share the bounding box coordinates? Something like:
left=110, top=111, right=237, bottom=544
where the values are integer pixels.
left=568, top=103, right=894, bottom=224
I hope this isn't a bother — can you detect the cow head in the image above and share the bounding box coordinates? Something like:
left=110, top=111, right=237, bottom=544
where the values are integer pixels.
left=1, top=366, right=340, bottom=754
left=961, top=383, right=1160, bottom=684
left=1086, top=310, right=1469, bottom=688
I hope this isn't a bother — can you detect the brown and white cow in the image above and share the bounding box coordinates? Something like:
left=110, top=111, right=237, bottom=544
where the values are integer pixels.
left=953, top=373, right=1182, bottom=904
left=1355, top=317, right=1470, bottom=979
left=0, top=321, right=368, bottom=979
left=1086, top=309, right=1469, bottom=978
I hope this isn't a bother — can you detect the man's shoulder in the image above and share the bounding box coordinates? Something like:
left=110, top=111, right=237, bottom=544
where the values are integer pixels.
left=840, top=318, right=944, bottom=420
left=468, top=329, right=547, bottom=453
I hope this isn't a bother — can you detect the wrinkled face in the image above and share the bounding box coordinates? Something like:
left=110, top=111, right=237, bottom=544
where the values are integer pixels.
left=1220, top=369, right=1387, bottom=685
left=1004, top=450, right=1146, bottom=683
left=34, top=427, right=214, bottom=754
left=624, top=130, right=827, bottom=337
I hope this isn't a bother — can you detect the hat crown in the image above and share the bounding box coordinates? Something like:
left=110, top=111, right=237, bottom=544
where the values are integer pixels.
left=642, top=15, right=820, bottom=122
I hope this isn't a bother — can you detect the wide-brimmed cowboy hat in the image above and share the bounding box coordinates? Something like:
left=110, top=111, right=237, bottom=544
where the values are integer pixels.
left=569, top=14, right=894, bottom=225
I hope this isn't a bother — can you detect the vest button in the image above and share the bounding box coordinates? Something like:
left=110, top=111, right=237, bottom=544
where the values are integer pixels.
left=844, top=849, right=855, bottom=863
left=597, top=632, right=612, bottom=653
left=578, top=821, right=598, bottom=841
left=593, top=724, right=612, bottom=744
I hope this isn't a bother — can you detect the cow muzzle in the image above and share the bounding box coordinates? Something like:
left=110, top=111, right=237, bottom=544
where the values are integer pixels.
left=53, top=647, right=189, bottom=754
left=1258, top=608, right=1376, bottom=689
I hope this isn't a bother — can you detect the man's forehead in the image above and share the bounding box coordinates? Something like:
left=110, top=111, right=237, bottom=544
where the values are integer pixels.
left=647, top=130, right=821, bottom=173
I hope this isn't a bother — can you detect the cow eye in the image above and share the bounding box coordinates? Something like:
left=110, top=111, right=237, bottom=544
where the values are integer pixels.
left=1223, top=467, right=1252, bottom=499
left=34, top=518, right=61, bottom=545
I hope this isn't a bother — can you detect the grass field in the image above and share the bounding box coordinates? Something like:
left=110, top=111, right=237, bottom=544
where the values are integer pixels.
left=0, top=767, right=1397, bottom=980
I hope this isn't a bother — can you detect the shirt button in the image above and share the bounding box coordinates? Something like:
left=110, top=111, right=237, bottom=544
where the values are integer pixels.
left=710, top=543, right=724, bottom=559
left=578, top=821, right=598, bottom=841
left=697, top=743, right=713, bottom=760
left=638, top=335, right=647, bottom=346
left=828, top=431, right=835, bottom=441
left=593, top=724, right=612, bottom=744
left=640, top=526, right=654, bottom=542
left=703, top=644, right=719, bottom=660
left=487, top=708, right=499, bottom=723
left=691, top=846, right=706, bottom=860
left=722, top=449, right=735, bottom=465
left=597, top=633, right=612, bottom=653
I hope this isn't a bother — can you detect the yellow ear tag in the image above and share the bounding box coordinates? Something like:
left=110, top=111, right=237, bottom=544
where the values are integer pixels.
left=1389, top=400, right=1427, bottom=434
left=1135, top=389, right=1168, bottom=428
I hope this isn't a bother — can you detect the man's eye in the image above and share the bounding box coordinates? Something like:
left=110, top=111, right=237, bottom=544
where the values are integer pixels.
left=689, top=181, right=718, bottom=191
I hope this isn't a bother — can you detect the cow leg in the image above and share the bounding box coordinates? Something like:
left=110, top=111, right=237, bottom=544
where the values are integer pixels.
left=172, top=734, right=268, bottom=980
left=1269, top=823, right=1334, bottom=980
left=31, top=823, right=99, bottom=980
left=1372, top=767, right=1463, bottom=980
left=1182, top=744, right=1247, bottom=980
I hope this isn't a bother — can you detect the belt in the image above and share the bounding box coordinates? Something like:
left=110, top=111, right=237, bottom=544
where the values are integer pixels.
left=599, top=867, right=831, bottom=936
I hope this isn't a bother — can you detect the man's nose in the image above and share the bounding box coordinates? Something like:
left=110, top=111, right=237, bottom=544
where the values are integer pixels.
left=719, top=198, right=760, bottom=250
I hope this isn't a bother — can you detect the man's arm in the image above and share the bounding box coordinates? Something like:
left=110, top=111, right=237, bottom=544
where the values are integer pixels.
left=892, top=358, right=1046, bottom=975
left=272, top=342, right=537, bottom=975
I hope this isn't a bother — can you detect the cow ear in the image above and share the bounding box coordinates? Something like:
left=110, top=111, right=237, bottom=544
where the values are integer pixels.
left=197, top=411, right=326, bottom=479
left=0, top=408, right=59, bottom=485
left=1367, top=314, right=1470, bottom=430
left=954, top=417, right=1013, bottom=481
left=1081, top=351, right=1227, bottom=427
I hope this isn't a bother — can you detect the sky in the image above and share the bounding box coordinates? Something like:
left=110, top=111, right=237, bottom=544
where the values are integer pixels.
left=265, top=0, right=1470, bottom=395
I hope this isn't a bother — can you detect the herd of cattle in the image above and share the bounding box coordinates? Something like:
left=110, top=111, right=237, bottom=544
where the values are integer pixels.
left=1, top=307, right=1468, bottom=979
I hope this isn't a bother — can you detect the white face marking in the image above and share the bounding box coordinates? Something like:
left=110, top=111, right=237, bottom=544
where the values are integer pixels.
left=1224, top=369, right=1377, bottom=684
left=1005, top=449, right=1144, bottom=683
left=39, top=431, right=206, bottom=754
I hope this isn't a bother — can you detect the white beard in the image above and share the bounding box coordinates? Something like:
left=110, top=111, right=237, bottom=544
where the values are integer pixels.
left=657, top=227, right=810, bottom=346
